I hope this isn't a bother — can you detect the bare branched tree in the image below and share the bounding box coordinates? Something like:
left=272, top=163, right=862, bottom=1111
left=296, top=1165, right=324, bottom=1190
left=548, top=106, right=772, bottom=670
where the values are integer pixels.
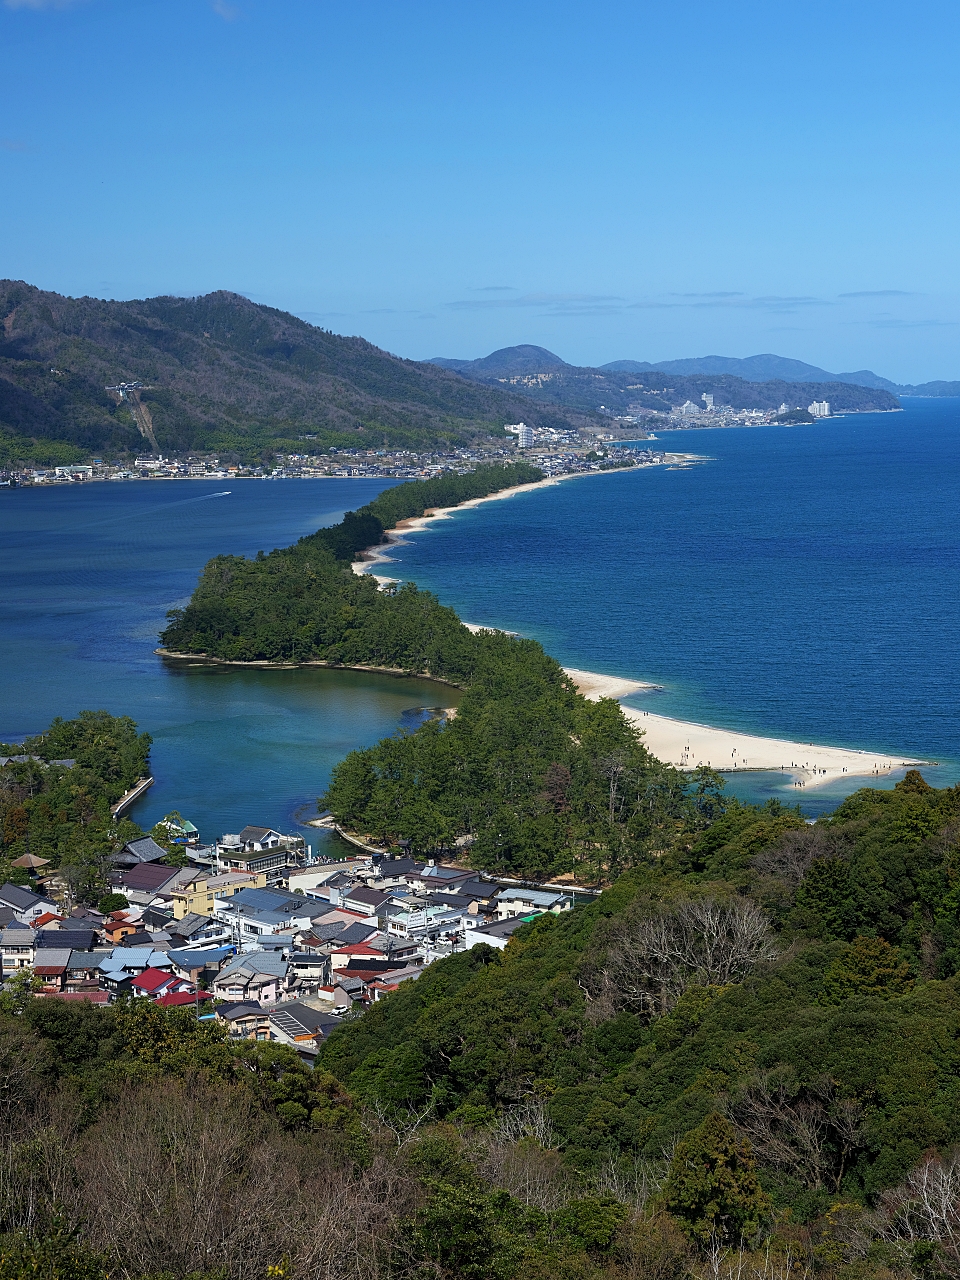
left=727, top=1074, right=865, bottom=1192
left=698, top=1238, right=811, bottom=1280
left=878, top=1148, right=960, bottom=1277
left=752, top=827, right=834, bottom=887
left=366, top=1099, right=435, bottom=1149
left=494, top=1094, right=555, bottom=1148
left=594, top=1155, right=669, bottom=1209
left=600, top=897, right=779, bottom=1017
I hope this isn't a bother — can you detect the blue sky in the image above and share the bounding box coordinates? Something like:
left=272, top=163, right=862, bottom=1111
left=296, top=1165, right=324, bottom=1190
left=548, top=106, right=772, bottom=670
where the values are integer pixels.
left=1, top=0, right=958, bottom=381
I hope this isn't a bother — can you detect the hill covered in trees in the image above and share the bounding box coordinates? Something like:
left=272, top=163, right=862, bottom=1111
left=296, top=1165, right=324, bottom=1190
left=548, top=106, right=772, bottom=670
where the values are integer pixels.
left=0, top=710, right=152, bottom=905
left=0, top=282, right=592, bottom=465
left=428, top=345, right=902, bottom=416
left=7, top=772, right=960, bottom=1280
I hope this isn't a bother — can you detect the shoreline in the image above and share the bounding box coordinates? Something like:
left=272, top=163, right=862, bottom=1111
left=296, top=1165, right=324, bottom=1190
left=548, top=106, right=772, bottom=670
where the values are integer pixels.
left=568, top=673, right=930, bottom=788
left=350, top=469, right=931, bottom=791
left=351, top=459, right=698, bottom=582
left=163, top=464, right=931, bottom=792
left=154, top=649, right=465, bottom=689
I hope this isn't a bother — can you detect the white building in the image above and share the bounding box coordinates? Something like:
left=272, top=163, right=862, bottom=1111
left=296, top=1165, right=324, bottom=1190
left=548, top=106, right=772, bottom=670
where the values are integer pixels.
left=701, top=393, right=714, bottom=409
left=504, top=422, right=534, bottom=448
left=808, top=400, right=831, bottom=417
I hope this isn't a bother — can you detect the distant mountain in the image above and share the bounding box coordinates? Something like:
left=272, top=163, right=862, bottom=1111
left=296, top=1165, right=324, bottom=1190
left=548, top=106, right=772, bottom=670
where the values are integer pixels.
left=0, top=284, right=593, bottom=465
left=426, top=345, right=901, bottom=416
left=428, top=345, right=570, bottom=377
left=899, top=380, right=960, bottom=396
left=602, top=353, right=902, bottom=393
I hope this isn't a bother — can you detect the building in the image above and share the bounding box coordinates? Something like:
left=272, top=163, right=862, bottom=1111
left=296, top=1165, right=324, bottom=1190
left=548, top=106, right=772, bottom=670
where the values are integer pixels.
left=808, top=400, right=831, bottom=417
left=213, top=886, right=321, bottom=944
left=0, top=922, right=35, bottom=973
left=494, top=887, right=572, bottom=920
left=504, top=422, right=534, bottom=448
left=216, top=827, right=306, bottom=881
left=215, top=1000, right=271, bottom=1040
left=701, top=393, right=714, bottom=409
left=112, top=862, right=197, bottom=907
left=212, top=951, right=289, bottom=1005
left=111, top=837, right=169, bottom=871
left=0, top=882, right=58, bottom=924
left=268, top=1001, right=341, bottom=1062
left=128, top=967, right=196, bottom=1000
left=170, top=870, right=265, bottom=919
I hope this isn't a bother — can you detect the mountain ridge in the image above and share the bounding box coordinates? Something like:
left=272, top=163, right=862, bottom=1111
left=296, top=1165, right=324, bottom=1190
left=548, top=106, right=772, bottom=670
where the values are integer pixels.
left=431, top=345, right=958, bottom=397
left=424, top=346, right=901, bottom=416
left=0, top=283, right=594, bottom=464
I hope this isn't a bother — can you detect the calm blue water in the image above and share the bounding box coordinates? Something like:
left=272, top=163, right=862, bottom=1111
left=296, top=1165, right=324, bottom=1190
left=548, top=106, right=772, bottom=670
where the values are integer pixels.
left=377, top=401, right=960, bottom=814
left=0, top=477, right=458, bottom=849
left=2, top=404, right=957, bottom=830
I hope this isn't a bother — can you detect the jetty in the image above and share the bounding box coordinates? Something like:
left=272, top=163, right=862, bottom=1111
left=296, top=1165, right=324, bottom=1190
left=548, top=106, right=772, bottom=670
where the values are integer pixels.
left=111, top=776, right=154, bottom=817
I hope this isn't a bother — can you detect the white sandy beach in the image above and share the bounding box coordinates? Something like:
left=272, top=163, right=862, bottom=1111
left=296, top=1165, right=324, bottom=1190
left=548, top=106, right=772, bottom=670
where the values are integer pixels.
left=350, top=468, right=927, bottom=789
left=566, top=671, right=929, bottom=788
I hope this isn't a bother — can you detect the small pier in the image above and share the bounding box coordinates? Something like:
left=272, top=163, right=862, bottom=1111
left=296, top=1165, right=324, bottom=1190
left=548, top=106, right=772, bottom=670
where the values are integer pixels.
left=111, top=776, right=154, bottom=817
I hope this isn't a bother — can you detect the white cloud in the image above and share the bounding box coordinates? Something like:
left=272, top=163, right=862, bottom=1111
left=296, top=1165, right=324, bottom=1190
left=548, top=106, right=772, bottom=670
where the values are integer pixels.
left=3, top=0, right=84, bottom=9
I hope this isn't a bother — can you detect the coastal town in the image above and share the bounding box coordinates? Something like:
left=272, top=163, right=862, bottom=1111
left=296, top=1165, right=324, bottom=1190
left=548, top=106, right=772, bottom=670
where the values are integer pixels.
left=0, top=434, right=664, bottom=486
left=0, top=815, right=578, bottom=1060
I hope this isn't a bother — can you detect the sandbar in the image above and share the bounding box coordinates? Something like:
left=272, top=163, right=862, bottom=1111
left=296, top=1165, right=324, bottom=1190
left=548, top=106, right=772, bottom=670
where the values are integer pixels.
left=350, top=468, right=923, bottom=789
left=351, top=460, right=697, bottom=581
left=567, top=672, right=929, bottom=788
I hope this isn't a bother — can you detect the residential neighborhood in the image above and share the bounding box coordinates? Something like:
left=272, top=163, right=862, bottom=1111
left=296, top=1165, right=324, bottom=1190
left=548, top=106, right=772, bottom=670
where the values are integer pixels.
left=0, top=826, right=575, bottom=1063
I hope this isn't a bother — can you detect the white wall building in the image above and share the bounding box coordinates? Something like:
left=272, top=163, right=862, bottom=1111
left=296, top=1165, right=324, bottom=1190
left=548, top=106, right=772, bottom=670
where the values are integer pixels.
left=808, top=400, right=831, bottom=417
left=505, top=422, right=534, bottom=448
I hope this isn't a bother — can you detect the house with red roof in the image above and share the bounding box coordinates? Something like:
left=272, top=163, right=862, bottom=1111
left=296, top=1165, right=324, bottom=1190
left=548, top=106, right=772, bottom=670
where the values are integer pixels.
left=128, top=967, right=195, bottom=999
left=155, top=990, right=213, bottom=1009
left=329, top=941, right=386, bottom=972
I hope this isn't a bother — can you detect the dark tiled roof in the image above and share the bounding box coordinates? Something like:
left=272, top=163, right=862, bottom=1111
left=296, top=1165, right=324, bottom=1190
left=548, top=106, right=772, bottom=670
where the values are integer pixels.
left=336, top=921, right=378, bottom=945
left=116, top=862, right=181, bottom=892
left=216, top=1001, right=264, bottom=1021
left=0, top=882, right=44, bottom=910
left=346, top=886, right=389, bottom=907
left=237, top=825, right=280, bottom=843
left=37, top=929, right=94, bottom=950
left=117, top=837, right=168, bottom=865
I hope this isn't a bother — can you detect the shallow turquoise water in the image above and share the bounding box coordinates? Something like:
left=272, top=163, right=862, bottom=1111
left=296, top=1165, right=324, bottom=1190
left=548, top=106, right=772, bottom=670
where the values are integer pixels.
left=0, top=477, right=447, bottom=849
left=377, top=401, right=960, bottom=815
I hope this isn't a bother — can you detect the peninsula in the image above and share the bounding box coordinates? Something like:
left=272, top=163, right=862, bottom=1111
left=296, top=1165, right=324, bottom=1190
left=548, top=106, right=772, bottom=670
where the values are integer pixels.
left=162, top=463, right=924, bottom=883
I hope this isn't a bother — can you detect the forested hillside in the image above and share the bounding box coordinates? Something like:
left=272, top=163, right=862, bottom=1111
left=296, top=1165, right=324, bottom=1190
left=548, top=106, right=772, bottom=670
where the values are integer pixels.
left=7, top=772, right=960, bottom=1280
left=0, top=282, right=591, bottom=464
left=0, top=710, right=151, bottom=904
left=160, top=464, right=696, bottom=879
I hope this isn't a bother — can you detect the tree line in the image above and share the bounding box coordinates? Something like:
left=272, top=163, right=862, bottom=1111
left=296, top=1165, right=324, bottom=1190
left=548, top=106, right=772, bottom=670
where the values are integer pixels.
left=6, top=772, right=960, bottom=1279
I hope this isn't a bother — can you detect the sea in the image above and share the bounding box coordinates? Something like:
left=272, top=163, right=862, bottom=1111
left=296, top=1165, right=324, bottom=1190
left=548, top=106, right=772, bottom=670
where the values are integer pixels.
left=1, top=398, right=957, bottom=841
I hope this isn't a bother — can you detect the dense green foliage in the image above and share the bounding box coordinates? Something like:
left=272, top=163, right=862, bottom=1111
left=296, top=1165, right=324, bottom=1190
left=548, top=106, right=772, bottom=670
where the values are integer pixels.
left=162, top=463, right=705, bottom=877
left=6, top=763, right=960, bottom=1277
left=0, top=711, right=151, bottom=902
left=319, top=775, right=960, bottom=1256
left=0, top=281, right=589, bottom=461
left=304, top=461, right=543, bottom=561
